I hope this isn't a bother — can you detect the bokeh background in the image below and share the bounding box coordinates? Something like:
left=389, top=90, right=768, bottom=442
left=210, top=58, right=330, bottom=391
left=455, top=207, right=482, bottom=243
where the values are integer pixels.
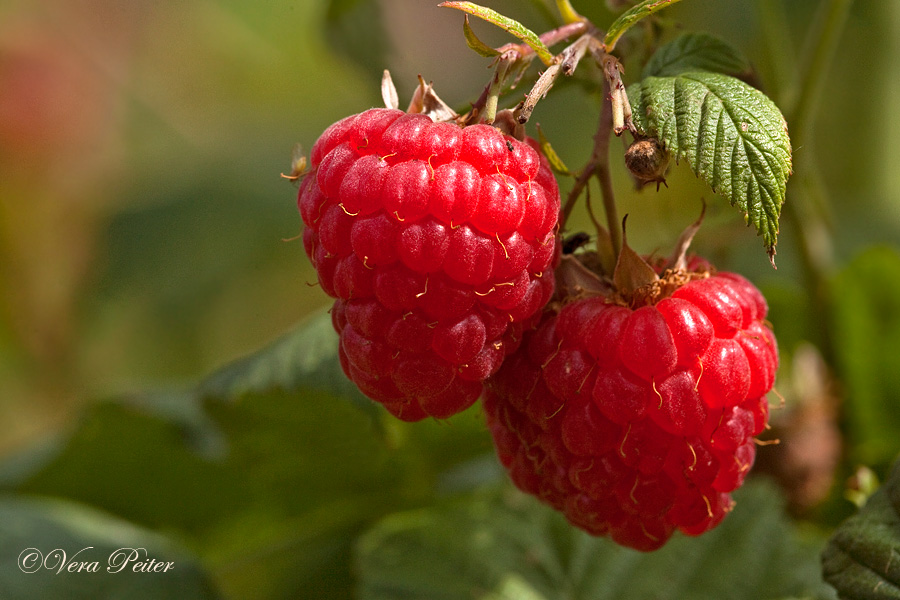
left=0, top=0, right=898, bottom=598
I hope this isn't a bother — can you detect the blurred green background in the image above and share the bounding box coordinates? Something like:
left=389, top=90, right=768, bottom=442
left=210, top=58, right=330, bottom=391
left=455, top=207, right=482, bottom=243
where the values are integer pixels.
left=0, top=0, right=899, bottom=598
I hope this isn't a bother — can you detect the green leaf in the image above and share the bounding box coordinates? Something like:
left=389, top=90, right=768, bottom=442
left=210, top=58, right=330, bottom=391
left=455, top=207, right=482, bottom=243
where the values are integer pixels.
left=829, top=246, right=900, bottom=467
left=628, top=71, right=792, bottom=263
left=604, top=0, right=684, bottom=51
left=0, top=495, right=221, bottom=599
left=4, top=312, right=493, bottom=599
left=197, top=310, right=375, bottom=416
left=555, top=0, right=583, bottom=25
left=439, top=2, right=554, bottom=65
left=356, top=481, right=833, bottom=600
left=642, top=32, right=752, bottom=79
left=822, top=457, right=900, bottom=599
left=463, top=15, right=501, bottom=58
left=7, top=397, right=239, bottom=532
left=537, top=125, right=572, bottom=176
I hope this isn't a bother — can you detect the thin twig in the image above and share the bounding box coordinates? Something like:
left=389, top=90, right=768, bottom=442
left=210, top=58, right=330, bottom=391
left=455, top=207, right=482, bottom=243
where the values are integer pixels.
left=561, top=77, right=620, bottom=263
left=596, top=77, right=621, bottom=260
left=466, top=22, right=589, bottom=124
left=515, top=33, right=593, bottom=124
left=496, top=21, right=589, bottom=57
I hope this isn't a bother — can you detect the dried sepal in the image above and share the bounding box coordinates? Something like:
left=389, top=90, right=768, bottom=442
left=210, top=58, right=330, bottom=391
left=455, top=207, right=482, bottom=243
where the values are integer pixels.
left=668, top=201, right=706, bottom=271
left=406, top=75, right=459, bottom=122
left=555, top=253, right=613, bottom=302
left=613, top=216, right=659, bottom=296
left=381, top=69, right=399, bottom=110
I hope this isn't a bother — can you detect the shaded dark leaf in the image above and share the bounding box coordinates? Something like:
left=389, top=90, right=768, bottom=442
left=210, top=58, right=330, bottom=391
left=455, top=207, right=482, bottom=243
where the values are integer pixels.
left=357, top=481, right=833, bottom=600
left=822, top=457, right=900, bottom=599
left=0, top=496, right=221, bottom=600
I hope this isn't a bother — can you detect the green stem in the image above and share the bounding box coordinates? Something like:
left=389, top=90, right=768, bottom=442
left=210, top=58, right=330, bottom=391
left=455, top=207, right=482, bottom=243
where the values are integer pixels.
left=483, top=58, right=512, bottom=124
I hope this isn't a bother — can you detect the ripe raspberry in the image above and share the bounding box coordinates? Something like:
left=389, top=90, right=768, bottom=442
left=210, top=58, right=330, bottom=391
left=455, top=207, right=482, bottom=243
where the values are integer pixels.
left=299, top=108, right=560, bottom=421
left=483, top=264, right=777, bottom=550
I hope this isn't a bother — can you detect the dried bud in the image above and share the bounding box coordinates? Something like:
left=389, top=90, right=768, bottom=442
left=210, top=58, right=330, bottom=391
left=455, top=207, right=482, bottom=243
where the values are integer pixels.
left=625, top=137, right=670, bottom=189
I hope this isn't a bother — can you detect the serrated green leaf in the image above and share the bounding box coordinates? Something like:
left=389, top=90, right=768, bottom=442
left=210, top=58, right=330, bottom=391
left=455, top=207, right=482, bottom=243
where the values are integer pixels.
left=822, top=457, right=900, bottom=599
left=643, top=32, right=752, bottom=78
left=356, top=481, right=833, bottom=600
left=628, top=71, right=792, bottom=262
left=0, top=496, right=221, bottom=600
left=829, top=247, right=900, bottom=467
left=604, top=0, right=684, bottom=51
left=439, top=2, right=554, bottom=65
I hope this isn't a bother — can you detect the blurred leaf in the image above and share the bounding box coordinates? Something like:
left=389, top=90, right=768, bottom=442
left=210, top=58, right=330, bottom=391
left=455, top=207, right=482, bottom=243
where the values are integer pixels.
left=555, top=0, right=583, bottom=25
left=537, top=124, right=572, bottom=176
left=0, top=495, right=221, bottom=600
left=628, top=71, right=792, bottom=264
left=760, top=282, right=816, bottom=360
left=325, top=0, right=390, bottom=81
left=198, top=310, right=378, bottom=419
left=4, top=312, right=492, bottom=598
left=822, top=457, right=900, bottom=599
left=604, top=0, right=684, bottom=51
left=642, top=32, right=751, bottom=79
left=830, top=247, right=900, bottom=467
left=0, top=436, right=68, bottom=489
left=190, top=311, right=494, bottom=599
left=7, top=397, right=240, bottom=533
left=356, top=481, right=834, bottom=600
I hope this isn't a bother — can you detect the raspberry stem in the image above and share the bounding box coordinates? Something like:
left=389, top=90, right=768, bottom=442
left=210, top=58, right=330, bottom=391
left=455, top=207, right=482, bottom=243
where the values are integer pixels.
left=514, top=32, right=592, bottom=125
left=561, top=76, right=621, bottom=268
left=596, top=80, right=622, bottom=261
left=465, top=21, right=587, bottom=126
left=482, top=53, right=515, bottom=124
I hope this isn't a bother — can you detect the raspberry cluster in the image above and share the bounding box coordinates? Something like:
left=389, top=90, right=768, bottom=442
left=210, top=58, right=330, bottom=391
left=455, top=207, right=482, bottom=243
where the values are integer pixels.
left=298, top=105, right=780, bottom=550
left=299, top=108, right=559, bottom=420
left=483, top=268, right=777, bottom=551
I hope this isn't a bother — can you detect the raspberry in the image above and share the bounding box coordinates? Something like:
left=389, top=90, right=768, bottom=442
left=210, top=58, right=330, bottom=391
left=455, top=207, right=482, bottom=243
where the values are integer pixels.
left=483, top=264, right=777, bottom=550
left=299, top=108, right=560, bottom=421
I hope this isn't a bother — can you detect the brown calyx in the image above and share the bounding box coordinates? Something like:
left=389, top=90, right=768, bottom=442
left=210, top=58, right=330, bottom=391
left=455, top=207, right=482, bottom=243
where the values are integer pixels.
left=553, top=250, right=711, bottom=311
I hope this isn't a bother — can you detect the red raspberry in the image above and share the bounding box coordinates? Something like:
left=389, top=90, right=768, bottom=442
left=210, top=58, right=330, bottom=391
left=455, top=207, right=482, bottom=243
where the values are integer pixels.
left=483, top=265, right=777, bottom=551
left=299, top=108, right=560, bottom=421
